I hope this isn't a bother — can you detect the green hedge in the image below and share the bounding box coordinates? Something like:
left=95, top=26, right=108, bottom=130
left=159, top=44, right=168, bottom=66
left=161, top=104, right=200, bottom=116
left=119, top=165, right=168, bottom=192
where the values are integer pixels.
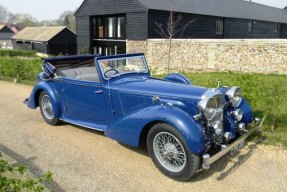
left=0, top=57, right=42, bottom=82
left=0, top=50, right=37, bottom=57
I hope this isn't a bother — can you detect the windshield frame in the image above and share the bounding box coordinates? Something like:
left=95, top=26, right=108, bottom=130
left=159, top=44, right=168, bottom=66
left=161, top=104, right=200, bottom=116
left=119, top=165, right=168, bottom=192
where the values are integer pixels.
left=96, top=54, right=149, bottom=80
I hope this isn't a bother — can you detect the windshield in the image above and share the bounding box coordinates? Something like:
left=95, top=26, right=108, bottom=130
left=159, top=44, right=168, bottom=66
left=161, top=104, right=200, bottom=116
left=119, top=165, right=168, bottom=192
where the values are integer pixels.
left=98, top=56, right=148, bottom=79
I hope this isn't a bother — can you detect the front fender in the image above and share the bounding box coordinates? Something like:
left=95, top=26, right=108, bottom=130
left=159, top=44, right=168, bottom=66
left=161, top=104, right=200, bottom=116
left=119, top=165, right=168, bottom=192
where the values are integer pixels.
left=27, top=81, right=61, bottom=118
left=105, top=105, right=206, bottom=155
left=163, top=73, right=191, bottom=85
left=238, top=98, right=253, bottom=124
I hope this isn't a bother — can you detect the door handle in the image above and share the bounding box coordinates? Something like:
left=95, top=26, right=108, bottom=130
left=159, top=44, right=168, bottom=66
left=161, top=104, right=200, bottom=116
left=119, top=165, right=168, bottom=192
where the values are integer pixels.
left=94, top=90, right=103, bottom=94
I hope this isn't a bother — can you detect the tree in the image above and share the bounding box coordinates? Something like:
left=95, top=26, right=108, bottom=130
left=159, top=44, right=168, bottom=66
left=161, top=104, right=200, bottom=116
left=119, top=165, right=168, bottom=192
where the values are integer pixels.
left=1, top=4, right=76, bottom=31
left=7, top=12, right=16, bottom=24
left=9, top=13, right=38, bottom=29
left=0, top=4, right=9, bottom=23
left=0, top=5, right=37, bottom=29
left=64, top=16, right=70, bottom=27
left=39, top=19, right=59, bottom=27
left=155, top=0, right=194, bottom=73
left=57, top=11, right=76, bottom=32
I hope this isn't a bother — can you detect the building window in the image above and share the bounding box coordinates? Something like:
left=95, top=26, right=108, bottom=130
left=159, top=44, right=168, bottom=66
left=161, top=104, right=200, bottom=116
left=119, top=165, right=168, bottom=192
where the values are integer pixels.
left=216, top=19, right=223, bottom=35
left=117, top=17, right=125, bottom=38
left=97, top=18, right=104, bottom=38
left=108, top=17, right=116, bottom=38
left=274, top=23, right=280, bottom=33
left=93, top=45, right=125, bottom=56
left=92, top=15, right=126, bottom=39
left=248, top=21, right=253, bottom=33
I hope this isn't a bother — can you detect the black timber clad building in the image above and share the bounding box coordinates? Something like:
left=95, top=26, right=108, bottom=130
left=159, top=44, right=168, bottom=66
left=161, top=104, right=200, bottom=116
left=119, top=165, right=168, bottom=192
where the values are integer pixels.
left=12, top=27, right=77, bottom=55
left=75, top=0, right=287, bottom=55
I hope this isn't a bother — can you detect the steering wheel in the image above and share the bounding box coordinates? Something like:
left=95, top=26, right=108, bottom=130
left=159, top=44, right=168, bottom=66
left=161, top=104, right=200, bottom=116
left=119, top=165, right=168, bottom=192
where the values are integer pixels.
left=104, top=68, right=120, bottom=78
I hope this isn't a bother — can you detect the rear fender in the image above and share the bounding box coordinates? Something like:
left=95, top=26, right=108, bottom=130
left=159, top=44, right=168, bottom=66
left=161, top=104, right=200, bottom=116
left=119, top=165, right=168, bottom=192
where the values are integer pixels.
left=105, top=105, right=206, bottom=155
left=27, top=81, right=61, bottom=118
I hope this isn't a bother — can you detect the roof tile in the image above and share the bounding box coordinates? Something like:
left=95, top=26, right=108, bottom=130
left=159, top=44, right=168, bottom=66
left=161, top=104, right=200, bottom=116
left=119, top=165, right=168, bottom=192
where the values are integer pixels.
left=137, top=0, right=287, bottom=23
left=12, top=26, right=69, bottom=42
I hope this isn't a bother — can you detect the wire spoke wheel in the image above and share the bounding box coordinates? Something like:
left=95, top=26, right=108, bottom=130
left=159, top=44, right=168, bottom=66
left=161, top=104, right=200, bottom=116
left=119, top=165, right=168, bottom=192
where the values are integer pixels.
left=153, top=132, right=187, bottom=173
left=41, top=95, right=54, bottom=120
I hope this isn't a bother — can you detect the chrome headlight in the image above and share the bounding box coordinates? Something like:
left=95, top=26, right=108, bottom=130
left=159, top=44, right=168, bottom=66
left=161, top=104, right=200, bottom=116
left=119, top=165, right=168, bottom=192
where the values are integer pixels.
left=199, top=90, right=223, bottom=121
left=226, top=86, right=242, bottom=107
left=233, top=109, right=243, bottom=121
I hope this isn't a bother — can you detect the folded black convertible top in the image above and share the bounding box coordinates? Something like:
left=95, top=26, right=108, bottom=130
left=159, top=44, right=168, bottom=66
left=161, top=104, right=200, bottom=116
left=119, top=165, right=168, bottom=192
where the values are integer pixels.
left=43, top=54, right=100, bottom=66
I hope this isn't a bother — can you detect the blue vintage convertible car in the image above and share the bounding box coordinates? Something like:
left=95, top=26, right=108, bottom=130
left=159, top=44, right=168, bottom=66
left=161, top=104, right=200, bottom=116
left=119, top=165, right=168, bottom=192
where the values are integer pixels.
left=25, top=53, right=261, bottom=181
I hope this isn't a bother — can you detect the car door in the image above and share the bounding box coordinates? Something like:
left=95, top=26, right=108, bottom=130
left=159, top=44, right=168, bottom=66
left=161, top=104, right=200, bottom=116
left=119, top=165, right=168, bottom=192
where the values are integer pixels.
left=61, top=77, right=107, bottom=122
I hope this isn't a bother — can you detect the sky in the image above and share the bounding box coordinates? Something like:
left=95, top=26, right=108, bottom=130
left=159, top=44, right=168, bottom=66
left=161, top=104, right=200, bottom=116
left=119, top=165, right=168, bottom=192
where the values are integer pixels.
left=0, top=0, right=84, bottom=21
left=0, top=0, right=286, bottom=21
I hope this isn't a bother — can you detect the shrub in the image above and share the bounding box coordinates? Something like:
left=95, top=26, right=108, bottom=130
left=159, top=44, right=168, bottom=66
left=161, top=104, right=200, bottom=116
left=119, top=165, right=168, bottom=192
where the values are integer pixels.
left=0, top=50, right=37, bottom=58
left=0, top=152, right=53, bottom=192
left=0, top=57, right=42, bottom=82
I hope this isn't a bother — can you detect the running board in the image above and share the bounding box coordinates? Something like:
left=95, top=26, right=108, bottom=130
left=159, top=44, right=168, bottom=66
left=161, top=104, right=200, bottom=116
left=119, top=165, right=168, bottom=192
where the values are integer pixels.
left=60, top=118, right=107, bottom=132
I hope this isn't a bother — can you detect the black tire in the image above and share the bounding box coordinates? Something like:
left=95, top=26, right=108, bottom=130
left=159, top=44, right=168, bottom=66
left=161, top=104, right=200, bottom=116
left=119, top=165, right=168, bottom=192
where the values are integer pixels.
left=147, top=123, right=200, bottom=181
left=39, top=91, right=60, bottom=125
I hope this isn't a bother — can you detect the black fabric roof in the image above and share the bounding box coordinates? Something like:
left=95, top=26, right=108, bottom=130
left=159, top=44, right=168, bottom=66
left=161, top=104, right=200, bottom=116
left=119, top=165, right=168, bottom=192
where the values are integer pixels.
left=137, top=0, right=287, bottom=24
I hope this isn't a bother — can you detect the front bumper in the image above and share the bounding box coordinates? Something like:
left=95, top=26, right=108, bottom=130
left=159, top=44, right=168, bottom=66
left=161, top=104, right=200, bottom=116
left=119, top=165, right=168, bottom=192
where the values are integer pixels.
left=202, top=116, right=266, bottom=170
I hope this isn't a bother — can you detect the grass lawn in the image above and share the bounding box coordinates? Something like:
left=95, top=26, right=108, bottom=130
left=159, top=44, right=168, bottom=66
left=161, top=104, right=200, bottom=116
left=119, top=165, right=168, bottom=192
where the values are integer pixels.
left=155, top=72, right=287, bottom=148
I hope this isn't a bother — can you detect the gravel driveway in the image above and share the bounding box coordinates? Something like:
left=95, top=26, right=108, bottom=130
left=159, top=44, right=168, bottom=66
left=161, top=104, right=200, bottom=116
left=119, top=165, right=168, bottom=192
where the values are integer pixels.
left=0, top=81, right=286, bottom=192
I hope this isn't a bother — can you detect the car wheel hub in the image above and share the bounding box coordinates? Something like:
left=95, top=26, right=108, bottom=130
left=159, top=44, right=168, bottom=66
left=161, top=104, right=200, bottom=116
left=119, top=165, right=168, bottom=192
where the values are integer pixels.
left=42, top=95, right=54, bottom=120
left=153, top=132, right=187, bottom=173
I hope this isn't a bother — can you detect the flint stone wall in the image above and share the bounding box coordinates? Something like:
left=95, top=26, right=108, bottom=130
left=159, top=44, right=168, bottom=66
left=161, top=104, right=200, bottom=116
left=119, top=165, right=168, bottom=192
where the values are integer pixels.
left=126, top=39, right=287, bottom=74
